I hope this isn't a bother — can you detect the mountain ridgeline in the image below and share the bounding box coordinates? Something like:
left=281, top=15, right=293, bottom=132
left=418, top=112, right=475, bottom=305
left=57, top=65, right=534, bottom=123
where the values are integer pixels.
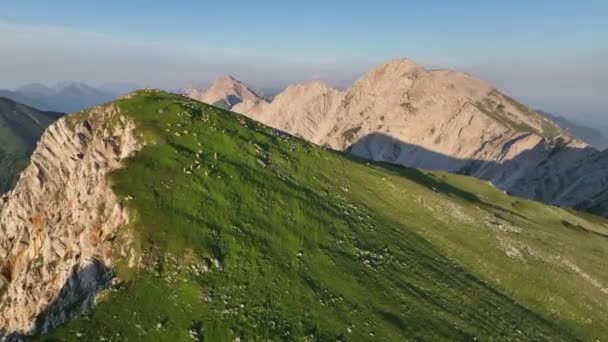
left=538, top=110, right=608, bottom=149
left=0, top=97, right=63, bottom=193
left=0, top=91, right=606, bottom=340
left=187, top=59, right=608, bottom=217
left=0, top=82, right=131, bottom=114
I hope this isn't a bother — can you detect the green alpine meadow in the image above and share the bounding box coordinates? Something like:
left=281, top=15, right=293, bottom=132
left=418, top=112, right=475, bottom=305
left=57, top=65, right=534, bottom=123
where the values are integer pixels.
left=34, top=91, right=608, bottom=341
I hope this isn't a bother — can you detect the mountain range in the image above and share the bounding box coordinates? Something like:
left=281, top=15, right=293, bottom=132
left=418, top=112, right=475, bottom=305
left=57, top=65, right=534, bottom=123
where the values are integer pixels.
left=0, top=82, right=135, bottom=114
left=0, top=97, right=63, bottom=193
left=0, top=91, right=606, bottom=340
left=185, top=59, right=608, bottom=217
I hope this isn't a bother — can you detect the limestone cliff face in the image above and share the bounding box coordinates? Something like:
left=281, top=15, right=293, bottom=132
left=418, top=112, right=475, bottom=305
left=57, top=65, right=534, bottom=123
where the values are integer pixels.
left=226, top=59, right=608, bottom=216
left=0, top=103, right=140, bottom=335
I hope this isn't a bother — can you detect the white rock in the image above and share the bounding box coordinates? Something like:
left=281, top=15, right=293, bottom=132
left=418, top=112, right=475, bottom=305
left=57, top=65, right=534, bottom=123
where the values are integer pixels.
left=0, top=103, right=141, bottom=335
left=228, top=59, right=608, bottom=216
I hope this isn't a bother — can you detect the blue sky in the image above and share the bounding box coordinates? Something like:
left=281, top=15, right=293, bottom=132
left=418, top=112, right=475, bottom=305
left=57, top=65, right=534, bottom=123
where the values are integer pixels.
left=1, top=0, right=606, bottom=120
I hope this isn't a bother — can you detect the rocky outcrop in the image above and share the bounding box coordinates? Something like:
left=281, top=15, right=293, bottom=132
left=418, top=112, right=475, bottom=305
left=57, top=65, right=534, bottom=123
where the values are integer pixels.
left=226, top=59, right=608, bottom=216
left=233, top=82, right=344, bottom=141
left=184, top=76, right=263, bottom=110
left=0, top=103, right=140, bottom=336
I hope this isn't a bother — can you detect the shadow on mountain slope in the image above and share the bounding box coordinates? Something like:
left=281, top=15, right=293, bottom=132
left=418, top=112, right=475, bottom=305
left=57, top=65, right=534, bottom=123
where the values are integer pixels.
left=1, top=260, right=113, bottom=339
left=346, top=132, right=608, bottom=217
left=337, top=148, right=533, bottom=223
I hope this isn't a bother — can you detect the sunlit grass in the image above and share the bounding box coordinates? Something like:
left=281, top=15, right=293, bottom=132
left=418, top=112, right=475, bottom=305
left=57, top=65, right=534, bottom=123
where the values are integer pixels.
left=37, top=91, right=608, bottom=341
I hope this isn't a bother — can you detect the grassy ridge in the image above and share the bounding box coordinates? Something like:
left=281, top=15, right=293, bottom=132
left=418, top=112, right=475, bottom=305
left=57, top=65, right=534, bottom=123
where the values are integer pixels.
left=37, top=91, right=607, bottom=341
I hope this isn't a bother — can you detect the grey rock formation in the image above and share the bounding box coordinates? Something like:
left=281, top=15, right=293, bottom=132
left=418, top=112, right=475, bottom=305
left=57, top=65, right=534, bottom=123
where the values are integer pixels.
left=0, top=103, right=140, bottom=335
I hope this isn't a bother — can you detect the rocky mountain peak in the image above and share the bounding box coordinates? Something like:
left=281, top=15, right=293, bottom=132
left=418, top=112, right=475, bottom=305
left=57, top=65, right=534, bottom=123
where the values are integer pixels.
left=360, top=58, right=425, bottom=82
left=208, top=75, right=244, bottom=91
left=184, top=75, right=262, bottom=110
left=216, top=74, right=238, bottom=83
left=224, top=58, right=607, bottom=217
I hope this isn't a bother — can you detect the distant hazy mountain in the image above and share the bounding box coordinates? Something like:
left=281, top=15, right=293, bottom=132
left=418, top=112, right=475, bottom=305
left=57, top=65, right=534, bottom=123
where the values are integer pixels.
left=0, top=97, right=63, bottom=193
left=0, top=82, right=128, bottom=113
left=538, top=111, right=608, bottom=149
left=16, top=83, right=56, bottom=97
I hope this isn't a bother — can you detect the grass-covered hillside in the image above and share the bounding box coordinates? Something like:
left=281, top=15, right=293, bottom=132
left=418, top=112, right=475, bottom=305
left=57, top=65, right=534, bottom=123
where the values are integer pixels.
left=37, top=91, right=608, bottom=341
left=0, top=98, right=63, bottom=193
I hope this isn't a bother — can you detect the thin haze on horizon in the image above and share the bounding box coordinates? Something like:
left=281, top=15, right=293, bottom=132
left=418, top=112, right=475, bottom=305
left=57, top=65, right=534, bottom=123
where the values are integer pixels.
left=0, top=0, right=606, bottom=121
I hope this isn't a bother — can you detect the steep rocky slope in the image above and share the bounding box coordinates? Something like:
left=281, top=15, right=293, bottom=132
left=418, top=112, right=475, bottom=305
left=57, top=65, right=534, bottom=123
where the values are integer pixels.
left=183, top=76, right=263, bottom=110
left=230, top=59, right=608, bottom=216
left=0, top=103, right=140, bottom=335
left=0, top=91, right=606, bottom=340
left=0, top=98, right=63, bottom=194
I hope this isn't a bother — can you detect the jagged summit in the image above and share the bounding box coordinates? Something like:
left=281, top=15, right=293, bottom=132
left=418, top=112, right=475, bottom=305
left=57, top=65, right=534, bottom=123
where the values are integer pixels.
left=221, top=58, right=608, bottom=216
left=216, top=74, right=235, bottom=81
left=184, top=75, right=262, bottom=110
